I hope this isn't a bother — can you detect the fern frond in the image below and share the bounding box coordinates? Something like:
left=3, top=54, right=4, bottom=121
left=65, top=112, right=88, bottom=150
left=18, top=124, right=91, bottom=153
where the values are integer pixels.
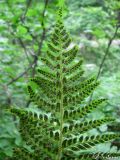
left=63, top=134, right=120, bottom=150
left=51, top=26, right=72, bottom=49
left=63, top=98, right=106, bottom=121
left=63, top=46, right=79, bottom=65
left=30, top=77, right=56, bottom=99
left=27, top=85, right=56, bottom=112
left=63, top=118, right=115, bottom=135
left=67, top=70, right=84, bottom=82
left=63, top=152, right=120, bottom=160
left=38, top=68, right=56, bottom=80
left=47, top=43, right=61, bottom=53
left=41, top=57, right=55, bottom=69
left=46, top=50, right=58, bottom=62
left=63, top=82, right=100, bottom=109
left=65, top=59, right=83, bottom=75
left=10, top=7, right=120, bottom=160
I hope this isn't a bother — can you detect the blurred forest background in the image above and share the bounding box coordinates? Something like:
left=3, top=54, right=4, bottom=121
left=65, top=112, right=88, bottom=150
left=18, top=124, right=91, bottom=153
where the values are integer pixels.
left=0, top=0, right=120, bottom=159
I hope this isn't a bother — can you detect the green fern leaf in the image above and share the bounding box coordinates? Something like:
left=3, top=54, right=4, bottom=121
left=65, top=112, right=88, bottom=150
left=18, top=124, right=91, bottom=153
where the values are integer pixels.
left=9, top=7, right=120, bottom=160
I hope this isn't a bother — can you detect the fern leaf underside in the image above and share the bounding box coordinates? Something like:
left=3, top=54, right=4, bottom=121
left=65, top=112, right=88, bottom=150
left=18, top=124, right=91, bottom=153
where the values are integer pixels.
left=10, top=8, right=120, bottom=160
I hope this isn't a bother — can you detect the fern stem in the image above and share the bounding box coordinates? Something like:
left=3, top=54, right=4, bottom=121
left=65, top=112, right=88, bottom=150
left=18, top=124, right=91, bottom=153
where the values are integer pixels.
left=57, top=51, right=64, bottom=160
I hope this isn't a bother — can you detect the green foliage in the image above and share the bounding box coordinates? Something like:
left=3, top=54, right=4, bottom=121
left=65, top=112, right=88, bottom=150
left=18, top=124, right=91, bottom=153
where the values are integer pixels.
left=0, top=111, right=21, bottom=159
left=8, top=8, right=120, bottom=160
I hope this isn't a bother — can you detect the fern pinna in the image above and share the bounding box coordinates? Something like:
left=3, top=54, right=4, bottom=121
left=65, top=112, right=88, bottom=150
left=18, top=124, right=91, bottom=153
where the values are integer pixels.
left=9, top=8, right=120, bottom=160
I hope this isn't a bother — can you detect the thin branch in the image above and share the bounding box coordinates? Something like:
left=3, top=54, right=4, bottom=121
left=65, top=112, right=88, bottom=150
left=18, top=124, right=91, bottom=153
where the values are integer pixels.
left=26, top=0, right=49, bottom=107
left=18, top=38, right=31, bottom=63
left=96, top=25, right=119, bottom=81
left=7, top=63, right=34, bottom=86
left=21, top=0, right=32, bottom=21
left=7, top=23, right=32, bottom=64
left=6, top=0, right=49, bottom=87
left=31, top=0, right=49, bottom=77
left=89, top=24, right=119, bottom=103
